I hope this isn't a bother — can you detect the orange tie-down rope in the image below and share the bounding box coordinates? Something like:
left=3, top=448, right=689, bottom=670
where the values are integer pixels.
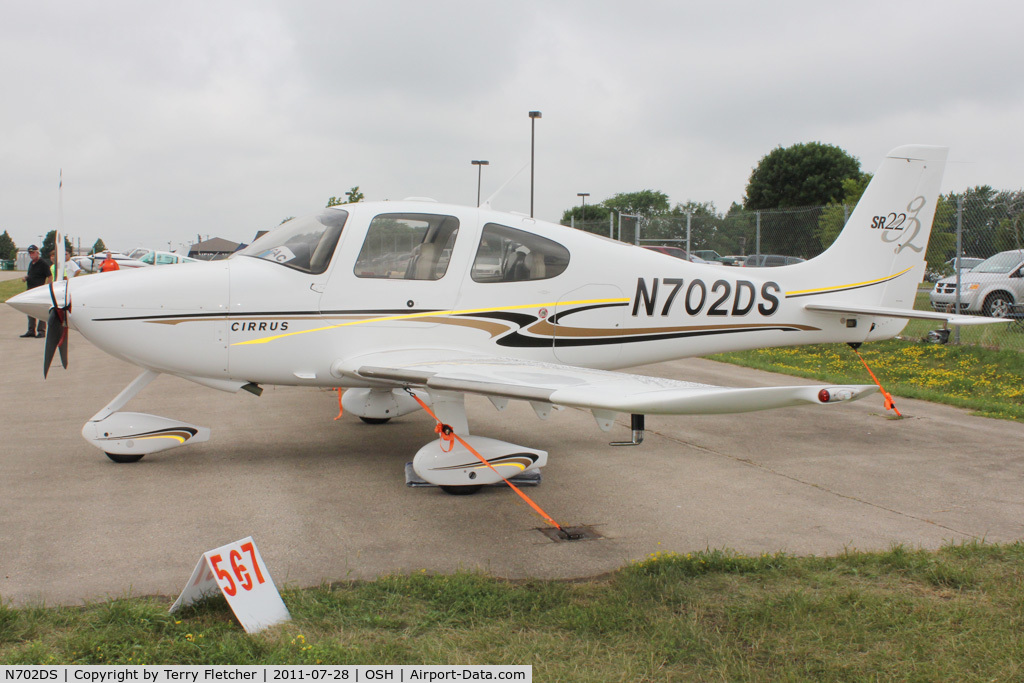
left=404, top=388, right=565, bottom=531
left=848, top=345, right=902, bottom=417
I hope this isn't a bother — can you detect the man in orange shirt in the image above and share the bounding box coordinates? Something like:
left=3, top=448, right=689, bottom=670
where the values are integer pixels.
left=99, top=252, right=120, bottom=272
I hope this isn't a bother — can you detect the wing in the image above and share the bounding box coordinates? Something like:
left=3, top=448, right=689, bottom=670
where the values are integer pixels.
left=803, top=301, right=1010, bottom=326
left=333, top=350, right=877, bottom=417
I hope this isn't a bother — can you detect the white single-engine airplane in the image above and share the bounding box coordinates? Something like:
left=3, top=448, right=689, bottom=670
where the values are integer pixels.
left=9, top=145, right=996, bottom=493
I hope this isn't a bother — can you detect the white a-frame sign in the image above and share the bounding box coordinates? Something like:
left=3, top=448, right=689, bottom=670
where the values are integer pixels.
left=170, top=536, right=290, bottom=633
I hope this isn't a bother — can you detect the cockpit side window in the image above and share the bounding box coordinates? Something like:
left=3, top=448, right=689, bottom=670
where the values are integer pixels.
left=236, top=208, right=348, bottom=275
left=471, top=223, right=570, bottom=283
left=354, top=213, right=460, bottom=281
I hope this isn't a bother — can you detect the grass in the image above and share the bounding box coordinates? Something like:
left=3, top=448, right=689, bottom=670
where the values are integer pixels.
left=0, top=277, right=25, bottom=302
left=712, top=339, right=1024, bottom=421
left=712, top=290, right=1024, bottom=421
left=2, top=542, right=1022, bottom=679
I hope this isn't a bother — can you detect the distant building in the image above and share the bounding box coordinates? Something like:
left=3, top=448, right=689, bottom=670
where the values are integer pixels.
left=188, top=237, right=241, bottom=261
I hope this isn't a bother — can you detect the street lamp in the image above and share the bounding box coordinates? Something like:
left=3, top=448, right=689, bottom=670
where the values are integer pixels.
left=577, top=192, right=590, bottom=224
left=528, top=111, right=542, bottom=217
left=471, top=160, right=489, bottom=207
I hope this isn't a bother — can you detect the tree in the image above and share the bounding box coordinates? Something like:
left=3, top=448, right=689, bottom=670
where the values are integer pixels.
left=926, top=197, right=956, bottom=274
left=0, top=230, right=16, bottom=260
left=646, top=201, right=724, bottom=249
left=41, top=230, right=73, bottom=257
left=560, top=204, right=611, bottom=231
left=327, top=186, right=365, bottom=207
left=601, top=190, right=670, bottom=219
left=744, top=142, right=864, bottom=256
left=815, top=174, right=872, bottom=249
left=744, top=142, right=864, bottom=209
left=90, top=238, right=106, bottom=254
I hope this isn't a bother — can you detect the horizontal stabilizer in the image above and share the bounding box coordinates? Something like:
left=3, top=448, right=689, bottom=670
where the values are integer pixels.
left=803, top=302, right=1011, bottom=327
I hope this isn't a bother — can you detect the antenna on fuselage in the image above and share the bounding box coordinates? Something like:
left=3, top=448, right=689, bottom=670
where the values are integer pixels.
left=481, top=161, right=530, bottom=211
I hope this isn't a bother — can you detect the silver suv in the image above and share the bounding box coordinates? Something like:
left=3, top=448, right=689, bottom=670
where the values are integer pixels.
left=929, top=249, right=1024, bottom=317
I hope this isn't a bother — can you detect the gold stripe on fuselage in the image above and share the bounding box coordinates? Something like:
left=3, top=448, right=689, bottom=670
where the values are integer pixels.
left=230, top=298, right=630, bottom=346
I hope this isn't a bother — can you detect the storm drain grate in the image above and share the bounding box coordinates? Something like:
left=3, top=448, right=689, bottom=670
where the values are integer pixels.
left=537, top=525, right=603, bottom=543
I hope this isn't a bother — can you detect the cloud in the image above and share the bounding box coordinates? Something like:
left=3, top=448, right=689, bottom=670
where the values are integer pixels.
left=1, top=1, right=1023, bottom=251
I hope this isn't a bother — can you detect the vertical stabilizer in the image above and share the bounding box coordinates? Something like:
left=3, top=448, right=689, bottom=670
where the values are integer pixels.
left=790, top=145, right=948, bottom=311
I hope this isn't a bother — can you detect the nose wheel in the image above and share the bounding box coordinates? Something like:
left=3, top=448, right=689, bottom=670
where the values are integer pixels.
left=105, top=452, right=145, bottom=464
left=439, top=485, right=483, bottom=495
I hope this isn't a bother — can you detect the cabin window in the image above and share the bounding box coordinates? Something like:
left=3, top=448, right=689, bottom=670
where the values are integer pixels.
left=236, top=208, right=348, bottom=275
left=471, top=223, right=570, bottom=283
left=354, top=213, right=460, bottom=281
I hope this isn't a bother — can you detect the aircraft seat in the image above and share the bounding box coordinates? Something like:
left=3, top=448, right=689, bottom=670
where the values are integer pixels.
left=412, top=242, right=440, bottom=280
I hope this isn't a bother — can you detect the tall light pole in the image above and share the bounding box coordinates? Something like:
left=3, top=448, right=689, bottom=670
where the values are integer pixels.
left=528, top=111, right=542, bottom=217
left=577, top=192, right=590, bottom=224
left=471, top=160, right=489, bottom=207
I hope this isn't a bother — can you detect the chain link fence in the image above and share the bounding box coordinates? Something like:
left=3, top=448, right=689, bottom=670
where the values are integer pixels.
left=570, top=189, right=1024, bottom=350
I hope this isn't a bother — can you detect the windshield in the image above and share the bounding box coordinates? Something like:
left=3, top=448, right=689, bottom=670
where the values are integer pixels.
left=972, top=251, right=1024, bottom=274
left=236, top=209, right=348, bottom=274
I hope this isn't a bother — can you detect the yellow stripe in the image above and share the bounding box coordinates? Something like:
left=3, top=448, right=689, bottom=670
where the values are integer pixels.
left=231, top=297, right=630, bottom=346
left=138, top=434, right=187, bottom=444
left=472, top=461, right=527, bottom=472
left=785, top=266, right=914, bottom=297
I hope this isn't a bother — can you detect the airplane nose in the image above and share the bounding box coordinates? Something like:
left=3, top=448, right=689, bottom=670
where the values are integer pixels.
left=7, top=281, right=65, bottom=321
left=67, top=262, right=230, bottom=376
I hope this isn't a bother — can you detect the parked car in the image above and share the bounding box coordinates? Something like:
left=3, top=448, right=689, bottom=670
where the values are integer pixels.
left=692, top=249, right=725, bottom=263
left=924, top=256, right=984, bottom=283
left=741, top=254, right=806, bottom=267
left=641, top=246, right=708, bottom=263
left=720, top=255, right=745, bottom=266
left=929, top=249, right=1024, bottom=317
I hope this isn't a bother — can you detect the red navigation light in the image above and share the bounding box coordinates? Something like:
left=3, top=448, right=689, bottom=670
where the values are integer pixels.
left=818, top=389, right=831, bottom=403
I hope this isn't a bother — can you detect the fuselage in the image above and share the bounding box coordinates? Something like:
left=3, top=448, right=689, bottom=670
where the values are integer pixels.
left=10, top=199, right=904, bottom=389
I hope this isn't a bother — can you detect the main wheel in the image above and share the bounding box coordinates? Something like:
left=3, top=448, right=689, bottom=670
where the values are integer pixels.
left=358, top=416, right=391, bottom=425
left=439, top=485, right=483, bottom=495
left=984, top=293, right=1013, bottom=317
left=105, top=452, right=144, bottom=464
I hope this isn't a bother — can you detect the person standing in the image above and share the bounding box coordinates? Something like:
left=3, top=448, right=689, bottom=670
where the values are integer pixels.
left=99, top=251, right=120, bottom=272
left=19, top=245, right=51, bottom=338
left=49, top=248, right=82, bottom=280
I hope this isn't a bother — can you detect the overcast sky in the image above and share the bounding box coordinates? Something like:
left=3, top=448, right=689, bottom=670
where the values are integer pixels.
left=3, top=0, right=1023, bottom=252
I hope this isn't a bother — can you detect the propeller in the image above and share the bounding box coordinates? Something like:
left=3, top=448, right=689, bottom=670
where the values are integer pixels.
left=44, top=171, right=70, bottom=379
left=43, top=281, right=70, bottom=378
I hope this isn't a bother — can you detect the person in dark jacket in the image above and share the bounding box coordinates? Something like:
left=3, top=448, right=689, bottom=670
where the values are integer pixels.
left=20, top=245, right=51, bottom=338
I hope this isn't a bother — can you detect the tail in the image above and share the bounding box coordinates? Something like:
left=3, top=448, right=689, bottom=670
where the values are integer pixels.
left=790, top=144, right=948, bottom=312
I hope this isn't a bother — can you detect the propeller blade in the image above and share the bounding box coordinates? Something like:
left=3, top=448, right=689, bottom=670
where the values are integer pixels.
left=58, top=316, right=68, bottom=370
left=43, top=285, right=70, bottom=378
left=43, top=307, right=61, bottom=378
